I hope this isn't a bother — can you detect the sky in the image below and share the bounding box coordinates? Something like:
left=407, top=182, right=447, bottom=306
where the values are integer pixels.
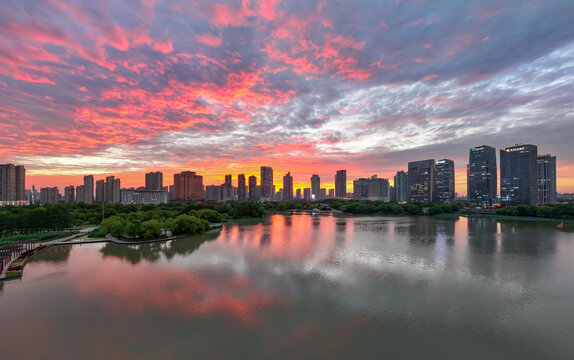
left=1, top=0, right=574, bottom=194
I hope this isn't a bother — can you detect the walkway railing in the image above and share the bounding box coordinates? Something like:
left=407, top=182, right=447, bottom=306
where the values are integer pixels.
left=0, top=241, right=43, bottom=279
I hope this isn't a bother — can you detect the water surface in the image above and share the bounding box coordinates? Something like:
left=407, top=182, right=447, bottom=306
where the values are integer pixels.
left=1, top=214, right=573, bottom=359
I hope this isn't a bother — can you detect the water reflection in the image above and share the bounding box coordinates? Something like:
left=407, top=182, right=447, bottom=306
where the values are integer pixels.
left=408, top=217, right=439, bottom=244
left=100, top=231, right=219, bottom=264
left=499, top=220, right=557, bottom=257
left=467, top=217, right=498, bottom=255
left=1, top=214, right=574, bottom=360
left=28, top=245, right=71, bottom=264
left=467, top=216, right=498, bottom=233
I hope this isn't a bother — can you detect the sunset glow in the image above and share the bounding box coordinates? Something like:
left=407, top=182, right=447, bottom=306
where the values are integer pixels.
left=2, top=0, right=574, bottom=193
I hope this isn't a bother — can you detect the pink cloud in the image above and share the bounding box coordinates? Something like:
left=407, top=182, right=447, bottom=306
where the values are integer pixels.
left=195, top=33, right=222, bottom=47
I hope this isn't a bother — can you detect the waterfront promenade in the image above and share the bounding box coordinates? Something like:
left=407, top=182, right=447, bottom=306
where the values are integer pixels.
left=0, top=225, right=220, bottom=280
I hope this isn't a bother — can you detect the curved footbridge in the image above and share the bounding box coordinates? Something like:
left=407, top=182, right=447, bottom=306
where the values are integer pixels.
left=0, top=228, right=95, bottom=280
left=0, top=227, right=194, bottom=280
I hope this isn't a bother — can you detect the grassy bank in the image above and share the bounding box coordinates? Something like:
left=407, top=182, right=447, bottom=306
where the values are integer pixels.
left=0, top=231, right=78, bottom=248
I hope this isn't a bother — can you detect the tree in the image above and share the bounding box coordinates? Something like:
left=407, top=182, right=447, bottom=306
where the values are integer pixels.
left=168, top=214, right=209, bottom=236
left=141, top=219, right=162, bottom=239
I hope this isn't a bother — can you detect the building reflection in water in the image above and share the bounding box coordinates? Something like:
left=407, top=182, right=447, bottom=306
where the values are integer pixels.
left=467, top=217, right=498, bottom=255
left=408, top=217, right=439, bottom=244
left=499, top=220, right=557, bottom=257
left=260, top=233, right=271, bottom=248
left=2, top=213, right=574, bottom=360
left=334, top=218, right=347, bottom=249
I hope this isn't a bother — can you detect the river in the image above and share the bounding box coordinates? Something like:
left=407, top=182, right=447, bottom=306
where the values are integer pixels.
left=1, top=214, right=573, bottom=359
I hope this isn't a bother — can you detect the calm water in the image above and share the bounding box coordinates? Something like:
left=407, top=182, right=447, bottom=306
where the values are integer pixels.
left=1, top=214, right=574, bottom=359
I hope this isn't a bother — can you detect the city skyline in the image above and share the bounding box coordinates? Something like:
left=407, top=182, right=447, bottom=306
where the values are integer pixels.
left=1, top=1, right=573, bottom=193
left=8, top=142, right=566, bottom=197
left=15, top=142, right=559, bottom=206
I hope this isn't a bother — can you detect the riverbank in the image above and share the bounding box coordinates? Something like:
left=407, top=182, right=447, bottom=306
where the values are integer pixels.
left=0, top=231, right=80, bottom=249
left=1, top=225, right=221, bottom=281
left=0, top=229, right=94, bottom=280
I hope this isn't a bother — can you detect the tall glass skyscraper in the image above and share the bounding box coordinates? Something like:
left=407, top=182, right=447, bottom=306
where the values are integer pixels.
left=468, top=145, right=497, bottom=205
left=310, top=174, right=320, bottom=200
left=434, top=159, right=455, bottom=202
left=408, top=159, right=435, bottom=203
left=500, top=144, right=538, bottom=205
left=394, top=170, right=408, bottom=203
left=538, top=154, right=557, bottom=205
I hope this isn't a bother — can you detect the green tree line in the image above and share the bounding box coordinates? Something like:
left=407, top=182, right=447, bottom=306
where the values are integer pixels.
left=324, top=200, right=461, bottom=215
left=0, top=201, right=266, bottom=237
left=495, top=204, right=574, bottom=220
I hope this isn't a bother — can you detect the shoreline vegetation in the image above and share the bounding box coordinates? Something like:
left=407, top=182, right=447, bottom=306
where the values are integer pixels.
left=0, top=231, right=79, bottom=248
left=1, top=201, right=573, bottom=245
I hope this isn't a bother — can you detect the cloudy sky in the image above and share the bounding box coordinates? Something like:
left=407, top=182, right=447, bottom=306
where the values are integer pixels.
left=1, top=0, right=573, bottom=193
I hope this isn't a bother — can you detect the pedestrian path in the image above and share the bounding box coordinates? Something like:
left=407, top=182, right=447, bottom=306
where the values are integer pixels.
left=0, top=227, right=95, bottom=280
left=1, top=225, right=219, bottom=280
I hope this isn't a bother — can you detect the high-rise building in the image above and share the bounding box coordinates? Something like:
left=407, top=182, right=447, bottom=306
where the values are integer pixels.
left=112, top=177, right=121, bottom=203
left=468, top=145, right=497, bottom=205
left=296, top=188, right=302, bottom=200
left=205, top=185, right=222, bottom=202
left=310, top=174, right=320, bottom=200
left=0, top=164, right=26, bottom=201
left=328, top=189, right=335, bottom=199
left=320, top=188, right=327, bottom=200
left=408, top=160, right=435, bottom=203
left=76, top=185, right=85, bottom=203
left=121, top=189, right=168, bottom=204
left=15, top=165, right=25, bottom=201
left=394, top=171, right=408, bottom=203
left=217, top=175, right=235, bottom=201
left=260, top=166, right=273, bottom=201
left=95, top=180, right=105, bottom=202
left=26, top=185, right=38, bottom=205
left=283, top=172, right=293, bottom=201
left=368, top=177, right=390, bottom=201
left=83, top=175, right=94, bottom=204
left=40, top=187, right=60, bottom=204
left=335, top=170, right=346, bottom=198
left=389, top=186, right=396, bottom=202
left=105, top=176, right=121, bottom=203
left=538, top=154, right=557, bottom=205
left=248, top=175, right=257, bottom=201
left=353, top=178, right=370, bottom=200
left=64, top=185, right=75, bottom=203
left=434, top=159, right=455, bottom=203
left=274, top=189, right=283, bottom=201
left=303, top=188, right=311, bottom=201
left=220, top=182, right=234, bottom=201
left=224, top=174, right=232, bottom=187
left=500, top=144, right=538, bottom=205
left=260, top=166, right=275, bottom=200
left=145, top=172, right=163, bottom=190
left=238, top=174, right=247, bottom=201
left=173, top=171, right=203, bottom=201
left=0, top=164, right=16, bottom=201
